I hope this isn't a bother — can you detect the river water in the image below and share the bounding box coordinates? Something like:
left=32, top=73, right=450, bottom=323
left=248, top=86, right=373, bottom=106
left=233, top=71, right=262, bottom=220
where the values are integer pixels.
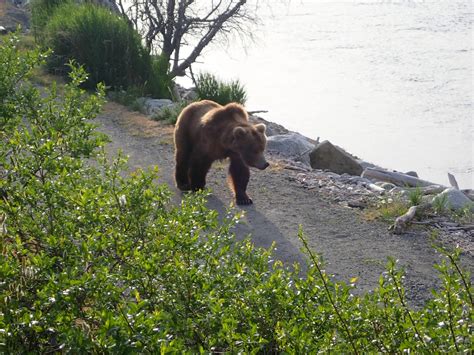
left=187, top=0, right=473, bottom=188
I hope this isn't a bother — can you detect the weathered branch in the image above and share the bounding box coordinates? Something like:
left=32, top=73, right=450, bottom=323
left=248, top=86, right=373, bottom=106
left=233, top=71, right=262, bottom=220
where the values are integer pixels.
left=116, top=0, right=255, bottom=78
left=447, top=172, right=459, bottom=190
left=170, top=0, right=247, bottom=77
left=390, top=202, right=433, bottom=234
left=247, top=110, right=268, bottom=115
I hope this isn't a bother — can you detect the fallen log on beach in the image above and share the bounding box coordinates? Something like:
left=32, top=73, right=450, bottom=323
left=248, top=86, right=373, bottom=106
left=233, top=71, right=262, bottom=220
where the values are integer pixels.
left=362, top=167, right=440, bottom=187
left=404, top=185, right=446, bottom=195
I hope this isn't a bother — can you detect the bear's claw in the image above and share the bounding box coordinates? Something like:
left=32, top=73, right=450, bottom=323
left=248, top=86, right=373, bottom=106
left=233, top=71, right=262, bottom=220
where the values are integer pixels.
left=177, top=183, right=191, bottom=191
left=236, top=197, right=253, bottom=206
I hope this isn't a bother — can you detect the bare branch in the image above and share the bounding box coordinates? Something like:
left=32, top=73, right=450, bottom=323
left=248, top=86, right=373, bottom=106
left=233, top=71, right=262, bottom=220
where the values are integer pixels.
left=114, top=0, right=259, bottom=78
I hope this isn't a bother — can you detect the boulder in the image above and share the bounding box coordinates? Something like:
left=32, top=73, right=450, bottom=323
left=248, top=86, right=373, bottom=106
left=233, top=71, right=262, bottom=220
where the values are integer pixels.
left=182, top=89, right=198, bottom=101
left=249, top=116, right=288, bottom=137
left=433, top=187, right=474, bottom=211
left=266, top=133, right=315, bottom=165
left=137, top=98, right=174, bottom=116
left=309, top=140, right=363, bottom=176
left=405, top=171, right=419, bottom=178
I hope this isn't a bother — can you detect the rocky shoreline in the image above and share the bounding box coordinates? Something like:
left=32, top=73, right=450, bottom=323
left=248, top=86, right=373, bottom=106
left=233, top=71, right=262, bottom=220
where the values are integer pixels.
left=136, top=89, right=474, bottom=251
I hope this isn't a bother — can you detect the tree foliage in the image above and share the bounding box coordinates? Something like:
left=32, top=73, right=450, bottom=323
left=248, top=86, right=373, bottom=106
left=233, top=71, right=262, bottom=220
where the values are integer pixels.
left=0, top=34, right=472, bottom=353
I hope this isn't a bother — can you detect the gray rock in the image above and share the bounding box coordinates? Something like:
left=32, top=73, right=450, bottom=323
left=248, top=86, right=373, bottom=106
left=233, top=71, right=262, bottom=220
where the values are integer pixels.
left=266, top=133, right=315, bottom=165
left=374, top=182, right=397, bottom=190
left=358, top=160, right=380, bottom=170
left=309, top=140, right=363, bottom=176
left=138, top=98, right=174, bottom=116
left=182, top=90, right=198, bottom=101
left=348, top=199, right=367, bottom=209
left=249, top=116, right=289, bottom=137
left=405, top=171, right=419, bottom=178
left=433, top=187, right=474, bottom=211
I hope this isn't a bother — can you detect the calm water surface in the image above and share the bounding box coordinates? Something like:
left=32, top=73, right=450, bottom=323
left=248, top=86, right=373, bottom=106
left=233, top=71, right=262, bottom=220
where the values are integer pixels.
left=188, top=0, right=473, bottom=188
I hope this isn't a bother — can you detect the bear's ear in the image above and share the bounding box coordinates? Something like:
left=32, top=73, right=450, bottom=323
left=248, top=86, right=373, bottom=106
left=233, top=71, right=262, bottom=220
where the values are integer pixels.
left=255, top=123, right=266, bottom=134
left=233, top=126, right=247, bottom=139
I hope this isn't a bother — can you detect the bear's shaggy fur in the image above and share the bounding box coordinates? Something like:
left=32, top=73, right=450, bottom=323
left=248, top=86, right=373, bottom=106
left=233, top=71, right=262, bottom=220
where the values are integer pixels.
left=174, top=100, right=269, bottom=205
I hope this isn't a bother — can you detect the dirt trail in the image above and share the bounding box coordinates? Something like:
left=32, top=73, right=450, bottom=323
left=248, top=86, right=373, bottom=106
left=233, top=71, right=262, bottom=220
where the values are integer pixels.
left=96, top=102, right=473, bottom=305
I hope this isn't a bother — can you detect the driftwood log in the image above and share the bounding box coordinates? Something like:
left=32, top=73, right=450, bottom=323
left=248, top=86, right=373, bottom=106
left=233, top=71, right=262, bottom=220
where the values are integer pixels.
left=388, top=172, right=472, bottom=234
left=247, top=110, right=269, bottom=115
left=447, top=172, right=460, bottom=190
left=462, top=189, right=474, bottom=201
left=405, top=185, right=446, bottom=195
left=362, top=167, right=438, bottom=187
left=390, top=202, right=433, bottom=234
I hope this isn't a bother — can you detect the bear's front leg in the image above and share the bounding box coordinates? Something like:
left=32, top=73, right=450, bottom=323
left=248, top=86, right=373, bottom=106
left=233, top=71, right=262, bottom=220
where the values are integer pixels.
left=228, top=154, right=252, bottom=205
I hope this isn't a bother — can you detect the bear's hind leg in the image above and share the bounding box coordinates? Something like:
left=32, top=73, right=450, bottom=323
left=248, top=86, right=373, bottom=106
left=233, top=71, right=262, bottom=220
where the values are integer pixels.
left=228, top=155, right=252, bottom=205
left=175, top=148, right=191, bottom=191
left=189, top=156, right=212, bottom=191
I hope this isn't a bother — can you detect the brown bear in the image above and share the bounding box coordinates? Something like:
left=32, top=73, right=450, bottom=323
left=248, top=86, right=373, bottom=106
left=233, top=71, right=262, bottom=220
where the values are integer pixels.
left=174, top=100, right=269, bottom=205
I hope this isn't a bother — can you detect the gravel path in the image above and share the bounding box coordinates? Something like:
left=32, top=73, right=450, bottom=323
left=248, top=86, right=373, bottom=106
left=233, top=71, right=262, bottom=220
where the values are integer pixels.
left=96, top=102, right=473, bottom=305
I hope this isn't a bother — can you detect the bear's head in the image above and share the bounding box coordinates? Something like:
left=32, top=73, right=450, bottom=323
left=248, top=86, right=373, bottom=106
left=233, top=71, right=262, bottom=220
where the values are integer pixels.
left=231, top=124, right=269, bottom=170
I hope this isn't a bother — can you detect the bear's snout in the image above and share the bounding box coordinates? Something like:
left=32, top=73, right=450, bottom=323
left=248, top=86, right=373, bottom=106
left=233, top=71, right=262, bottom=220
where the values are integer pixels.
left=255, top=160, right=269, bottom=170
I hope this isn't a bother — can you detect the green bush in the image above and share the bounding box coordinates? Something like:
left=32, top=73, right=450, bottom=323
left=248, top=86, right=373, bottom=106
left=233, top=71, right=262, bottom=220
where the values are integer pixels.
left=1, top=34, right=472, bottom=353
left=195, top=72, right=247, bottom=105
left=42, top=3, right=169, bottom=98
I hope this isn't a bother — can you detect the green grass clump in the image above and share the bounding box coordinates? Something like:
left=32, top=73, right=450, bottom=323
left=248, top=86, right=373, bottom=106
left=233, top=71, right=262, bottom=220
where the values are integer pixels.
left=41, top=2, right=170, bottom=98
left=408, top=186, right=423, bottom=206
left=195, top=72, right=247, bottom=105
left=364, top=198, right=409, bottom=223
left=1, top=34, right=472, bottom=353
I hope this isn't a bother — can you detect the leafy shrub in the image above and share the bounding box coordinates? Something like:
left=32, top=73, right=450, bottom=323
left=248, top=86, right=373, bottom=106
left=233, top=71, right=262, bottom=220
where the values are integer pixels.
left=195, top=72, right=247, bottom=105
left=42, top=3, right=170, bottom=98
left=1, top=34, right=472, bottom=353
left=0, top=34, right=48, bottom=133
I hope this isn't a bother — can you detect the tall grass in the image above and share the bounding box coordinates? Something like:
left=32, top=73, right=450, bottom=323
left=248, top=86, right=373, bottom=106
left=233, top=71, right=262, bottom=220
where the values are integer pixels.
left=195, top=72, right=247, bottom=105
left=42, top=2, right=170, bottom=97
left=31, top=0, right=70, bottom=40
